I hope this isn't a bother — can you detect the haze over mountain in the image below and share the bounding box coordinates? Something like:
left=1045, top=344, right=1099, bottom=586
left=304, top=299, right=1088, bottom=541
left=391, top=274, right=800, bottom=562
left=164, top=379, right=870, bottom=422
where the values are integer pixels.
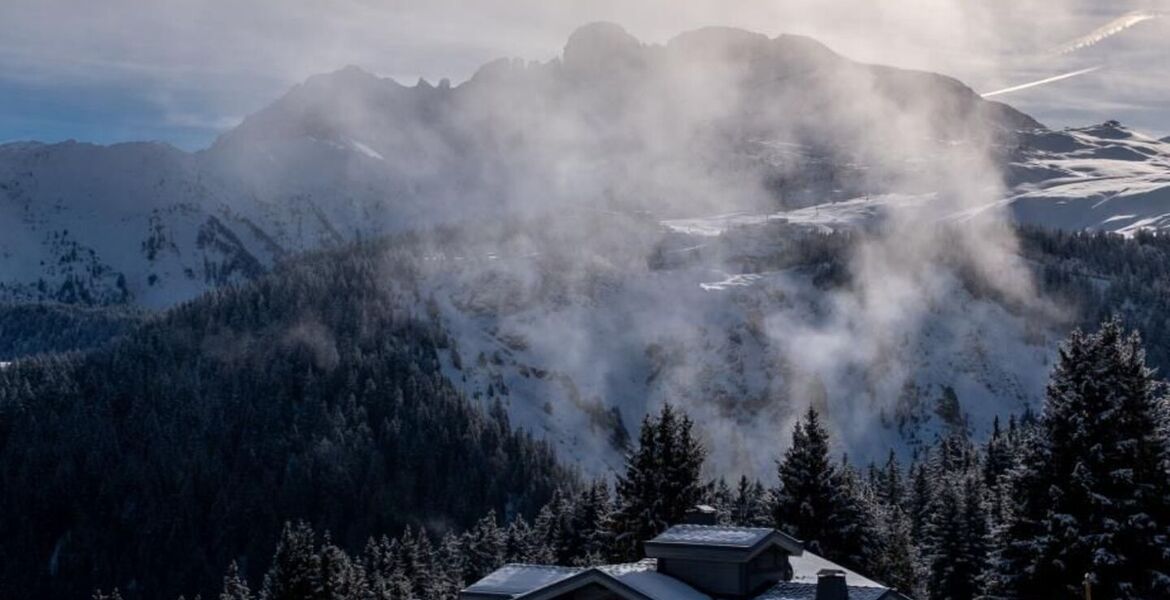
left=3, top=24, right=1170, bottom=476
left=2, top=23, right=1041, bottom=306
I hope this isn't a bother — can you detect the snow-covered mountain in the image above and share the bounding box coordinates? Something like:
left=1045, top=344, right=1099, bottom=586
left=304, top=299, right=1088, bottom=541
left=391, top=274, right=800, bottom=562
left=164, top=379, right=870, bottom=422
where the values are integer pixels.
left=412, top=214, right=1057, bottom=475
left=2, top=23, right=1168, bottom=475
left=1006, top=122, right=1170, bottom=234
left=1, top=23, right=1043, bottom=308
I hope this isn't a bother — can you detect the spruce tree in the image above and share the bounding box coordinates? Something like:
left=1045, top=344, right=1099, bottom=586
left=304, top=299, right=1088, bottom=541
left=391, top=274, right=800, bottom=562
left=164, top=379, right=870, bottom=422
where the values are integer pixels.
left=772, top=407, right=837, bottom=554
left=923, top=473, right=986, bottom=600
left=220, top=562, right=254, bottom=600
left=612, top=404, right=706, bottom=559
left=824, top=463, right=881, bottom=574
left=992, top=320, right=1170, bottom=598
left=463, top=512, right=507, bottom=580
left=259, top=522, right=322, bottom=600
left=908, top=458, right=933, bottom=540
left=731, top=475, right=771, bottom=527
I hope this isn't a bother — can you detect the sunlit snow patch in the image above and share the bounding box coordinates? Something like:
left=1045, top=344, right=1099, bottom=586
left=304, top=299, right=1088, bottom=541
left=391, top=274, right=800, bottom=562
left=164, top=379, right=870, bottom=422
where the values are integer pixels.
left=700, top=273, right=763, bottom=291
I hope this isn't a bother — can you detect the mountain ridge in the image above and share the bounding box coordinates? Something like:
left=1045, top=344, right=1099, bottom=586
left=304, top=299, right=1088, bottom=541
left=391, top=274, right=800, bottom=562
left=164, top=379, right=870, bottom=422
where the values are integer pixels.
left=1, top=22, right=1053, bottom=308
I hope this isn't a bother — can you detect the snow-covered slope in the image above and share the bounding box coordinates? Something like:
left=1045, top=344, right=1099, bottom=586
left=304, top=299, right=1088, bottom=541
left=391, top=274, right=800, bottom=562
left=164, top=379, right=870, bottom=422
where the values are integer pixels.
left=1005, top=122, right=1170, bottom=234
left=413, top=215, right=1056, bottom=476
left=658, top=123, right=1170, bottom=239
left=0, top=24, right=1042, bottom=307
left=1, top=24, right=1166, bottom=476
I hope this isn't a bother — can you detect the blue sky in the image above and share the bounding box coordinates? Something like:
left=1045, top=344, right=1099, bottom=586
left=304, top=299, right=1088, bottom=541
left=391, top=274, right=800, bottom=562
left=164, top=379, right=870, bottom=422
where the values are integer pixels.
left=2, top=0, right=1166, bottom=150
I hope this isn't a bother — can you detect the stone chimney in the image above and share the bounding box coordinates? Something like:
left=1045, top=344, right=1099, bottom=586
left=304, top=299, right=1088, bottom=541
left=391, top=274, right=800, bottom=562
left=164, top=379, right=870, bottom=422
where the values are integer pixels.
left=683, top=504, right=718, bottom=525
left=815, top=569, right=848, bottom=600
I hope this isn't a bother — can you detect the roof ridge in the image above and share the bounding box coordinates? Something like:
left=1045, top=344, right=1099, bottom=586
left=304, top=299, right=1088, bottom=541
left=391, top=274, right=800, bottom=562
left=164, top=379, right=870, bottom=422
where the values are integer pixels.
left=669, top=523, right=774, bottom=529
left=498, top=563, right=583, bottom=571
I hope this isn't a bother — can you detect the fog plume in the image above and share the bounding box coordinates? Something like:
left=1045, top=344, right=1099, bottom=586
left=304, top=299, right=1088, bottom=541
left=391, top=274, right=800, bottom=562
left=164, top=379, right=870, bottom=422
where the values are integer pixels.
left=234, top=23, right=1063, bottom=476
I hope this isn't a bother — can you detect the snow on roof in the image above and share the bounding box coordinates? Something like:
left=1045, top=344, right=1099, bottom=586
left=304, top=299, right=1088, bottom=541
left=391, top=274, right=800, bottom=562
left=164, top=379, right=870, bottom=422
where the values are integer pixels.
left=756, top=581, right=890, bottom=600
left=464, top=548, right=890, bottom=600
left=649, top=524, right=775, bottom=547
left=789, top=551, right=884, bottom=589
left=600, top=561, right=712, bottom=600
left=463, top=564, right=581, bottom=596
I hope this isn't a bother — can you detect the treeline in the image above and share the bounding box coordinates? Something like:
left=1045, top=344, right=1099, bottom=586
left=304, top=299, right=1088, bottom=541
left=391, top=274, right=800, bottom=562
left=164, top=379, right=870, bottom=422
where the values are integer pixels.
left=0, top=301, right=143, bottom=360
left=172, top=319, right=1169, bottom=600
left=0, top=242, right=571, bottom=600
left=1020, top=226, right=1170, bottom=373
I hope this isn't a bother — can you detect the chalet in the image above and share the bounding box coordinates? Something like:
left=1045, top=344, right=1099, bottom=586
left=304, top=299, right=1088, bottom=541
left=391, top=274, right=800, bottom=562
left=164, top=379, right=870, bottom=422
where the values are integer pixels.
left=460, top=519, right=910, bottom=600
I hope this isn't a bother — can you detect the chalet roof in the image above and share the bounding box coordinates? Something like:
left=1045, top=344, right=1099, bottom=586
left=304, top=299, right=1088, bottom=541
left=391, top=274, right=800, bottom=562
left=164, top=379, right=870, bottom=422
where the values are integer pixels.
left=460, top=529, right=905, bottom=600
left=756, top=581, right=893, bottom=600
left=496, top=560, right=712, bottom=600
left=789, top=551, right=884, bottom=588
left=644, top=524, right=804, bottom=560
left=461, top=564, right=580, bottom=598
left=650, top=524, right=775, bottom=547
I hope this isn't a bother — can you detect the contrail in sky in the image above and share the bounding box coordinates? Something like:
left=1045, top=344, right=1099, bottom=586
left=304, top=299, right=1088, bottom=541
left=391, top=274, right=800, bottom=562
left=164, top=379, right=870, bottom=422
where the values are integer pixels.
left=1050, top=10, right=1162, bottom=56
left=981, top=66, right=1102, bottom=98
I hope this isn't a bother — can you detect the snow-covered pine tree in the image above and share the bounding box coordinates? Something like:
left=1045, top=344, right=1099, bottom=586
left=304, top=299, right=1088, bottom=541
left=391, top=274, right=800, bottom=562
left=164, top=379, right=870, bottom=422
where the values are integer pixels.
left=220, top=561, right=253, bottom=600
left=877, top=450, right=904, bottom=508
left=611, top=404, right=706, bottom=559
left=434, top=532, right=469, bottom=600
left=462, top=512, right=507, bottom=581
left=923, top=472, right=986, bottom=600
left=772, top=407, right=837, bottom=553
left=658, top=404, right=707, bottom=524
left=867, top=453, right=920, bottom=596
left=259, top=522, right=323, bottom=600
left=908, top=457, right=932, bottom=541
left=871, top=499, right=920, bottom=597
left=318, top=535, right=370, bottom=600
left=982, top=424, right=1049, bottom=600
left=824, top=462, right=882, bottom=575
left=562, top=480, right=613, bottom=565
left=731, top=475, right=772, bottom=527
left=990, top=320, right=1170, bottom=599
left=709, top=478, right=735, bottom=525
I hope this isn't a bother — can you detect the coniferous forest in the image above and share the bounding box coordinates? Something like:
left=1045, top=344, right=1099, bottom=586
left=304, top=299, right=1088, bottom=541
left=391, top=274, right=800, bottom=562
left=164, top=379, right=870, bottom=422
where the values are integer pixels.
left=0, top=243, right=570, bottom=599
left=91, top=318, right=1169, bottom=600
left=2, top=229, right=1170, bottom=600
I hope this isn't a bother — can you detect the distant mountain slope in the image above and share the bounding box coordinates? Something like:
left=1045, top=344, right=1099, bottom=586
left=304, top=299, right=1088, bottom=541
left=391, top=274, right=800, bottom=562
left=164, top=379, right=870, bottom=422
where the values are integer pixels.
left=1006, top=122, right=1170, bottom=234
left=0, top=23, right=1042, bottom=308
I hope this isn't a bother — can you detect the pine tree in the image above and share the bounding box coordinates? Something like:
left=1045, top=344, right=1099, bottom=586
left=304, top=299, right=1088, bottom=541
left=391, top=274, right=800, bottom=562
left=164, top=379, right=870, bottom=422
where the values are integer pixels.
left=463, top=512, right=507, bottom=580
left=220, top=561, right=254, bottom=600
left=878, top=450, right=904, bottom=507
left=908, top=457, right=932, bottom=541
left=612, top=404, right=706, bottom=559
left=824, top=463, right=881, bottom=574
left=434, top=532, right=469, bottom=600
left=772, top=407, right=838, bottom=554
left=871, top=500, right=920, bottom=596
left=558, top=480, right=613, bottom=565
left=527, top=504, right=560, bottom=565
left=991, top=320, right=1170, bottom=598
left=260, top=522, right=322, bottom=600
left=318, top=536, right=369, bottom=600
left=709, top=478, right=735, bottom=525
left=923, top=472, right=986, bottom=600
left=731, top=475, right=771, bottom=527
